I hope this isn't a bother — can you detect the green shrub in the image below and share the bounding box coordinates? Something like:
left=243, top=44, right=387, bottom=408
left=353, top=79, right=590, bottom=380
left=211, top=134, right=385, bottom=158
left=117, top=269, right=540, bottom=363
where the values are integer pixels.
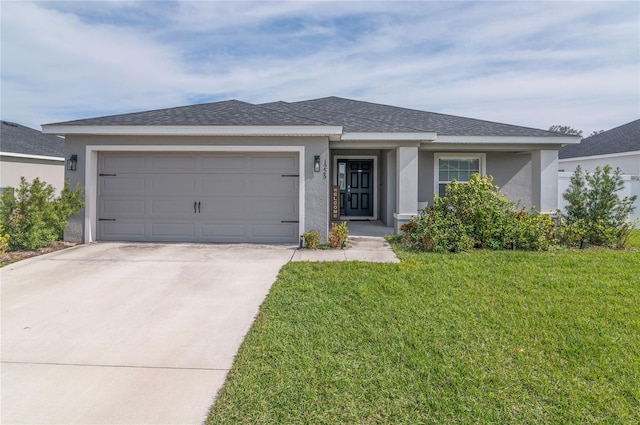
left=0, top=177, right=84, bottom=251
left=303, top=230, right=320, bottom=249
left=561, top=165, right=637, bottom=247
left=401, top=174, right=555, bottom=252
left=0, top=225, right=9, bottom=255
left=513, top=210, right=555, bottom=251
left=328, top=221, right=349, bottom=248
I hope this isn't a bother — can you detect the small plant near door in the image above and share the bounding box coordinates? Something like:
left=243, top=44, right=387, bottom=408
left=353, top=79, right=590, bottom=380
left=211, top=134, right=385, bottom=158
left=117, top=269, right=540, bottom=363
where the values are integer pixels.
left=303, top=230, right=320, bottom=249
left=328, top=221, right=349, bottom=248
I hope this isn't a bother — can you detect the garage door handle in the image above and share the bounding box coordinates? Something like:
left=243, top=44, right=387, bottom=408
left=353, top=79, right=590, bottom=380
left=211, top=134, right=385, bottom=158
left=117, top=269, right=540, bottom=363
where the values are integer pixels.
left=198, top=202, right=201, bottom=213
left=194, top=202, right=197, bottom=213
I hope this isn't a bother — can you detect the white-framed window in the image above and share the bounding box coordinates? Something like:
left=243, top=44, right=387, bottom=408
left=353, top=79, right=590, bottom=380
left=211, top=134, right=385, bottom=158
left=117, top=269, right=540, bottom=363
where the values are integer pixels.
left=434, top=153, right=486, bottom=197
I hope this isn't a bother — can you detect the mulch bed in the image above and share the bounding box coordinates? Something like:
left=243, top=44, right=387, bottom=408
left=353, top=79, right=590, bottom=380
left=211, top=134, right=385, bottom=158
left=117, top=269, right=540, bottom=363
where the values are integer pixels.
left=1, top=241, right=78, bottom=266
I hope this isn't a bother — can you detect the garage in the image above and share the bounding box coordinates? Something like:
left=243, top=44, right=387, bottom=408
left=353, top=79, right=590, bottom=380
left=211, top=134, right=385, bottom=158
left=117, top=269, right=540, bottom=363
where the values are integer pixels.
left=97, top=152, right=299, bottom=243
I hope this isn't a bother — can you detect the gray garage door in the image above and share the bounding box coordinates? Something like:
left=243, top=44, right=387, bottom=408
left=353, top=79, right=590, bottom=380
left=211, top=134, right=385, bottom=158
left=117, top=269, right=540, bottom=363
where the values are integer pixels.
left=97, top=152, right=299, bottom=243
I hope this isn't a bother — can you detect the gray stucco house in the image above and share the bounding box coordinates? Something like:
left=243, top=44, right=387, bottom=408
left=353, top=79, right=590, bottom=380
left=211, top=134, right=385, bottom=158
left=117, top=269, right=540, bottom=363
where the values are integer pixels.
left=42, top=97, right=579, bottom=244
left=1, top=120, right=65, bottom=193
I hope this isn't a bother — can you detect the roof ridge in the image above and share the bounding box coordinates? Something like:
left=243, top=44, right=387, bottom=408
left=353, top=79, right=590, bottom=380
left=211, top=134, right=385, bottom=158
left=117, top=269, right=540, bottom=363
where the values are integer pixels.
left=294, top=96, right=564, bottom=136
left=288, top=101, right=428, bottom=132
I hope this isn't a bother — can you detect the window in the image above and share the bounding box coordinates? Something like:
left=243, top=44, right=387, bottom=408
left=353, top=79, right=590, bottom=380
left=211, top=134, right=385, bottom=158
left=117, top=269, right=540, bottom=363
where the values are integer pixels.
left=434, top=153, right=486, bottom=196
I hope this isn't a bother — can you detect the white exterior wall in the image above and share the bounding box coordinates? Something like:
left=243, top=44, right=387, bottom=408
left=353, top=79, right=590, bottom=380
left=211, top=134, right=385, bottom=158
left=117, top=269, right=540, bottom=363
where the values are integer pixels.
left=0, top=155, right=65, bottom=193
left=559, top=151, right=640, bottom=175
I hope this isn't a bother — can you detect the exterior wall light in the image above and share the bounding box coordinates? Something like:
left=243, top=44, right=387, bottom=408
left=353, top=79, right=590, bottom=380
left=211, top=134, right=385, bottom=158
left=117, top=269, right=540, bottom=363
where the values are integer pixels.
left=67, top=154, right=78, bottom=171
left=314, top=155, right=320, bottom=172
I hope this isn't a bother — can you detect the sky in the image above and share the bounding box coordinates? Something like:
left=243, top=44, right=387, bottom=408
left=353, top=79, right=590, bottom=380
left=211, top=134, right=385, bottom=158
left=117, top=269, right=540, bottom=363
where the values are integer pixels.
left=1, top=1, right=638, bottom=135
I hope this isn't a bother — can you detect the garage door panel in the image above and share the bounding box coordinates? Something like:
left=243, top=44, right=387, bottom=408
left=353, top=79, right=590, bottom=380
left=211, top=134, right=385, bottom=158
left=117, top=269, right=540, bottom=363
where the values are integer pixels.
left=101, top=176, right=146, bottom=194
left=201, top=224, right=246, bottom=238
left=101, top=199, right=146, bottom=215
left=252, top=223, right=298, bottom=239
left=151, top=198, right=199, bottom=216
left=251, top=155, right=297, bottom=171
left=248, top=175, right=297, bottom=195
left=98, top=152, right=299, bottom=243
left=201, top=175, right=246, bottom=195
left=101, top=154, right=147, bottom=172
left=246, top=198, right=297, bottom=218
left=99, top=221, right=146, bottom=239
left=150, top=175, right=198, bottom=194
left=201, top=198, right=247, bottom=219
left=151, top=155, right=196, bottom=170
left=151, top=223, right=195, bottom=238
left=201, top=156, right=247, bottom=170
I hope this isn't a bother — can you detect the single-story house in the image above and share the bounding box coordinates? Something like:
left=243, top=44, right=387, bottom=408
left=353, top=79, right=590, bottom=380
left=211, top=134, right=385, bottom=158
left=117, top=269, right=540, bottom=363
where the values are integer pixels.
left=0, top=120, right=65, bottom=194
left=559, top=119, right=640, bottom=175
left=558, top=118, right=640, bottom=223
left=42, top=97, right=580, bottom=244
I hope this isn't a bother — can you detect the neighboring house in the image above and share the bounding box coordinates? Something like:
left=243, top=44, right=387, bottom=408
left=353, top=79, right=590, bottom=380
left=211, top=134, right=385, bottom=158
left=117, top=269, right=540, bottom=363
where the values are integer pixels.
left=559, top=119, right=640, bottom=174
left=0, top=120, right=65, bottom=193
left=558, top=119, right=640, bottom=223
left=42, top=97, right=579, bottom=244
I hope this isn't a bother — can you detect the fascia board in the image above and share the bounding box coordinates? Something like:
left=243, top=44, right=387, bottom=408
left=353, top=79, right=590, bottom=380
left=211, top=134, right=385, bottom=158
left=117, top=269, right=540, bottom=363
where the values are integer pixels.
left=341, top=132, right=436, bottom=141
left=42, top=125, right=344, bottom=137
left=0, top=151, right=64, bottom=161
left=331, top=140, right=421, bottom=149
left=435, top=135, right=581, bottom=144
left=558, top=150, right=640, bottom=162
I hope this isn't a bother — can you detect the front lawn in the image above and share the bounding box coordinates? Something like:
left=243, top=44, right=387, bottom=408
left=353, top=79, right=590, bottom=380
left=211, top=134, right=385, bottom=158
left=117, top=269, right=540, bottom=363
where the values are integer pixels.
left=208, top=249, right=640, bottom=424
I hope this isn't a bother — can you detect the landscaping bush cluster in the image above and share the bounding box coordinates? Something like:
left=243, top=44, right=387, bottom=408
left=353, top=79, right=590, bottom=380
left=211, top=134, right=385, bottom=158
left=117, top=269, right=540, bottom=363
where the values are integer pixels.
left=558, top=165, right=637, bottom=248
left=401, top=168, right=636, bottom=253
left=0, top=177, right=84, bottom=251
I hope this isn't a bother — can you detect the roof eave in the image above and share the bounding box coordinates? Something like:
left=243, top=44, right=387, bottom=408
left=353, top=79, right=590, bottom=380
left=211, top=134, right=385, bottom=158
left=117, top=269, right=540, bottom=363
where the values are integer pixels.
left=434, top=135, right=581, bottom=145
left=341, top=132, right=437, bottom=142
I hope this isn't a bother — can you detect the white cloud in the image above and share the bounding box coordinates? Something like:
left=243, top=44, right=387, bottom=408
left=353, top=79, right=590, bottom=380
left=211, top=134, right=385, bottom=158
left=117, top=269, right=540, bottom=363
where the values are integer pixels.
left=1, top=0, right=638, bottom=136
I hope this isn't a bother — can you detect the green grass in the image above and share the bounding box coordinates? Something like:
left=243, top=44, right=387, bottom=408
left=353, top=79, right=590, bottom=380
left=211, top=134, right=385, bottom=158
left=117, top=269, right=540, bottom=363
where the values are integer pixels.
left=208, top=249, right=640, bottom=424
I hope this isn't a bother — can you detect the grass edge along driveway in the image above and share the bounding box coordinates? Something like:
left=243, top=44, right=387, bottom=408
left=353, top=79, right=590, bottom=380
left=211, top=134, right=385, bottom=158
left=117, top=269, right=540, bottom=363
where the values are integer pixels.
left=208, top=247, right=640, bottom=424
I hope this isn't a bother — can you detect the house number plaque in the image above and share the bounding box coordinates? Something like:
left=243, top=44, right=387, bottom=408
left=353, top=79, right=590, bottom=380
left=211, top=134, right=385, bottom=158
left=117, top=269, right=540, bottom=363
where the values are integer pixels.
left=330, top=185, right=340, bottom=221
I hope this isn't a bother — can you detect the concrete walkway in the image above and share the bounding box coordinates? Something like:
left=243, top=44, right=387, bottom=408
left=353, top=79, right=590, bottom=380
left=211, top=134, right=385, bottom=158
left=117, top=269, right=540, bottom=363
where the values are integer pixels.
left=291, top=236, right=400, bottom=263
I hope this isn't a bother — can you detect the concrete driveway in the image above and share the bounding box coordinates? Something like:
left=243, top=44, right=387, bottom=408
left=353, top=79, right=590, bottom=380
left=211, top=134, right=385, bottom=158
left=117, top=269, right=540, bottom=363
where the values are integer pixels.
left=1, top=242, right=295, bottom=424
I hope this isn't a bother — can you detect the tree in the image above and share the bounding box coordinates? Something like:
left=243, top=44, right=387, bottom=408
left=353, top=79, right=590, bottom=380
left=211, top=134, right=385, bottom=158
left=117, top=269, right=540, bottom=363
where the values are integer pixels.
left=587, top=129, right=605, bottom=138
left=548, top=125, right=583, bottom=137
left=561, top=165, right=637, bottom=247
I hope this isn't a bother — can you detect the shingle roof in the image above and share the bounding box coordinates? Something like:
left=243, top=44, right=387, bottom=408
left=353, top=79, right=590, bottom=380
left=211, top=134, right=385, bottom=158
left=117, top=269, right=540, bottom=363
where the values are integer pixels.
left=559, top=119, right=640, bottom=159
left=1, top=121, right=64, bottom=157
left=273, top=97, right=564, bottom=136
left=49, top=100, right=325, bottom=127
left=46, top=96, right=566, bottom=138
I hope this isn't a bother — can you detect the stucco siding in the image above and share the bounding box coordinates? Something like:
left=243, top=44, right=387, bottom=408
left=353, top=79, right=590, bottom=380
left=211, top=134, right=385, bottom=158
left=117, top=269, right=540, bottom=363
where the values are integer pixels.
left=419, top=150, right=535, bottom=208
left=0, top=156, right=64, bottom=193
left=487, top=152, right=533, bottom=207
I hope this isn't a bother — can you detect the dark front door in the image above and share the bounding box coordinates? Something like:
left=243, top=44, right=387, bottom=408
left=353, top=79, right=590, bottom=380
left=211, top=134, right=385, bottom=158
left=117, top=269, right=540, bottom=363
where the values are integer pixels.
left=338, top=160, right=373, bottom=217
